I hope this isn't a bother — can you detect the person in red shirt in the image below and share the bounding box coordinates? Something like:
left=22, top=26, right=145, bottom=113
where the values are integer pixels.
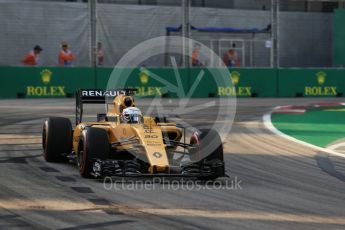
left=58, top=42, right=75, bottom=66
left=97, top=42, right=104, bottom=66
left=22, top=45, right=43, bottom=66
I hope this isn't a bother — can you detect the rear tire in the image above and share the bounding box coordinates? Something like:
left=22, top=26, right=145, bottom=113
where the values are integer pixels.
left=78, top=127, right=110, bottom=178
left=42, top=117, right=72, bottom=162
left=190, top=129, right=225, bottom=180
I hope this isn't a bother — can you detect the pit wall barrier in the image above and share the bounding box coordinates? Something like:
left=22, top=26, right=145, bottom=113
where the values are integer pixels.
left=0, top=67, right=344, bottom=98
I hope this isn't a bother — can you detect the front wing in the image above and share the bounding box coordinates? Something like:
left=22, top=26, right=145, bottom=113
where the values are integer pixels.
left=91, top=158, right=225, bottom=179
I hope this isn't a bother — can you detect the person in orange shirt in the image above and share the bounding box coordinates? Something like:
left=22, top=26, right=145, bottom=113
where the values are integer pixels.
left=21, top=45, right=43, bottom=66
left=191, top=44, right=204, bottom=67
left=223, top=44, right=241, bottom=67
left=58, top=42, right=75, bottom=66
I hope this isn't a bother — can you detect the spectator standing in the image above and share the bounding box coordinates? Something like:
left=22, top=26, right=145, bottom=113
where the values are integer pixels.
left=21, top=45, right=43, bottom=66
left=58, top=42, right=75, bottom=66
left=191, top=44, right=204, bottom=67
left=97, top=42, right=104, bottom=66
left=223, top=43, right=240, bottom=67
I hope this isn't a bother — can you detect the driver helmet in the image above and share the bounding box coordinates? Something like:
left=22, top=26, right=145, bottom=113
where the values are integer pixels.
left=121, top=107, right=142, bottom=123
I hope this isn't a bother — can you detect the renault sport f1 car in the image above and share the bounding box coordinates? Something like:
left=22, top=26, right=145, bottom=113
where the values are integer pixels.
left=42, top=89, right=225, bottom=179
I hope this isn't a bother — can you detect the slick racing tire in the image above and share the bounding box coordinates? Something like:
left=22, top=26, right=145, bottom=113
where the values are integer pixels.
left=190, top=129, right=225, bottom=180
left=42, top=117, right=72, bottom=162
left=78, top=127, right=110, bottom=178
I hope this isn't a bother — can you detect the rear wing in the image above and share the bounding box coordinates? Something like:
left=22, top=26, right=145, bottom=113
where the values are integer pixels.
left=76, top=89, right=137, bottom=124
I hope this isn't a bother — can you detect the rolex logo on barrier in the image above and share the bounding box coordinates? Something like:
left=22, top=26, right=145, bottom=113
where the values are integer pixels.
left=129, top=67, right=162, bottom=97
left=231, top=71, right=240, bottom=86
left=218, top=71, right=252, bottom=96
left=26, top=69, right=66, bottom=97
left=41, top=69, right=52, bottom=85
left=139, top=67, right=149, bottom=85
left=316, top=71, right=326, bottom=85
left=304, top=71, right=337, bottom=96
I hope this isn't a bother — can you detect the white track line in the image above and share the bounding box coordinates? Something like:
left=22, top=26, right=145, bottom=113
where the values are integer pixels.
left=263, top=107, right=345, bottom=159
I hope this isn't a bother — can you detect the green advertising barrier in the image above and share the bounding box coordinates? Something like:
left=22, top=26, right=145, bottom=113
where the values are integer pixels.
left=278, top=69, right=345, bottom=97
left=0, top=67, right=94, bottom=98
left=1, top=67, right=345, bottom=99
left=96, top=67, right=188, bottom=97
left=97, top=67, right=277, bottom=98
left=214, top=68, right=277, bottom=97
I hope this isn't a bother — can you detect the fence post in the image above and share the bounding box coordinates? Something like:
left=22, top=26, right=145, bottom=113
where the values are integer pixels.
left=88, top=0, right=97, bottom=87
left=181, top=0, right=191, bottom=67
left=271, top=0, right=279, bottom=68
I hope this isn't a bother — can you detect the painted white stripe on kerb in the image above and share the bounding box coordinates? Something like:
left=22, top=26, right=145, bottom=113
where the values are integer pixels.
left=263, top=106, right=345, bottom=159
left=273, top=109, right=305, bottom=113
left=328, top=142, right=345, bottom=151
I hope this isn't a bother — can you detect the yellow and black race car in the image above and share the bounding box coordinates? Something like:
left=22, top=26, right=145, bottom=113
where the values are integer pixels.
left=42, top=89, right=225, bottom=179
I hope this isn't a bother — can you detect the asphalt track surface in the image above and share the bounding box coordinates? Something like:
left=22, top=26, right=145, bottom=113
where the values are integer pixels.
left=0, top=98, right=345, bottom=230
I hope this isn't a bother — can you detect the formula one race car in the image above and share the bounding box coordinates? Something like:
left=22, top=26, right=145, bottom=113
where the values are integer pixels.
left=42, top=89, right=225, bottom=180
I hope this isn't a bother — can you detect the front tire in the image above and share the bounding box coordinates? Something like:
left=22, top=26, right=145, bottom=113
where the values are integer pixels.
left=190, top=129, right=225, bottom=180
left=42, top=117, right=72, bottom=162
left=78, top=127, right=110, bottom=178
